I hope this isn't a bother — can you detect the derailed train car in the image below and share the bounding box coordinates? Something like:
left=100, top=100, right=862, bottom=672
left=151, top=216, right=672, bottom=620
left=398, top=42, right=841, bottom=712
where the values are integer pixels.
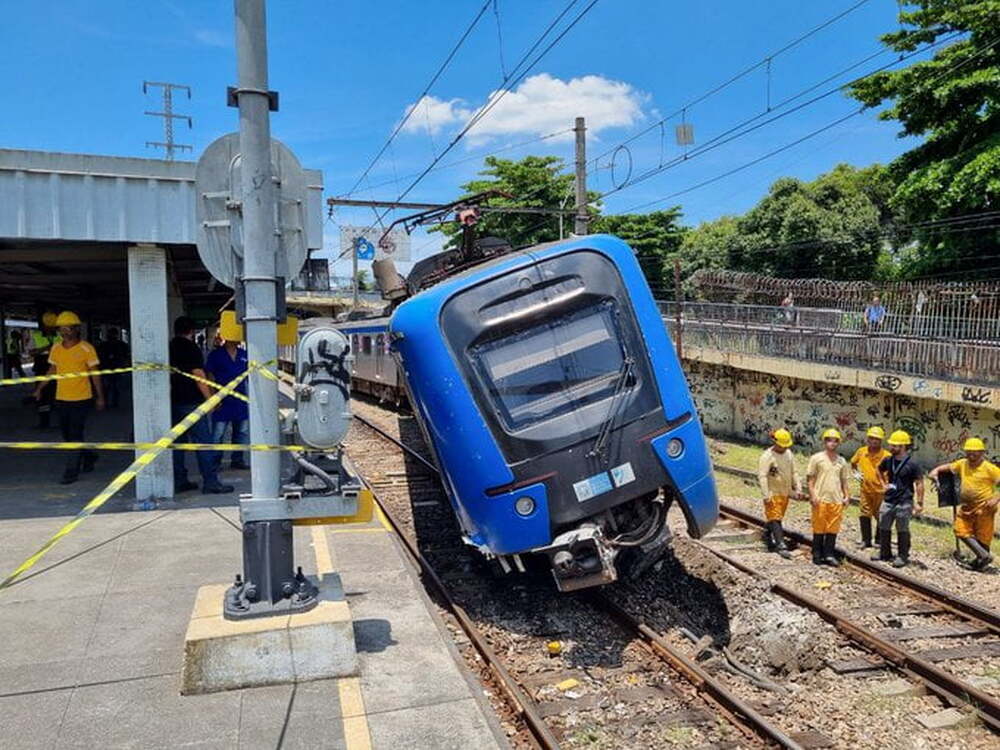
left=342, top=233, right=718, bottom=591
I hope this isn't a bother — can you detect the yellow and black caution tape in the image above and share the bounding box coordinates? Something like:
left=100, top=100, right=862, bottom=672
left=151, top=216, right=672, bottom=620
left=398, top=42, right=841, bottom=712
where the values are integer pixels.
left=0, top=366, right=255, bottom=591
left=0, top=441, right=307, bottom=452
left=0, top=363, right=160, bottom=386
left=1, top=361, right=253, bottom=403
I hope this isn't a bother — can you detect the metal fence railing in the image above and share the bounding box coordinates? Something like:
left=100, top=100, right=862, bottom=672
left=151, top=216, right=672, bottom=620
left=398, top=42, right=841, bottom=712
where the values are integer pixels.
left=660, top=301, right=1000, bottom=386
left=658, top=301, right=1000, bottom=343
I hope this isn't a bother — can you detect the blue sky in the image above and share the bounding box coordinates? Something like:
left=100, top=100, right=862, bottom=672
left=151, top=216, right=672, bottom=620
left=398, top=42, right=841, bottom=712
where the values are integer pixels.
left=0, top=1, right=929, bottom=275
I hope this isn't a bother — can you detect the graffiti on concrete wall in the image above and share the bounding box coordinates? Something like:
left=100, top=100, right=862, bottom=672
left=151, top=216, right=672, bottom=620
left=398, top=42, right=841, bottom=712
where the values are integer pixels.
left=686, top=361, right=1000, bottom=465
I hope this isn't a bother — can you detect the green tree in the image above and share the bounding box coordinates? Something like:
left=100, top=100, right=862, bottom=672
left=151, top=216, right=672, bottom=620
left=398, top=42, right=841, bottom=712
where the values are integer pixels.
left=729, top=164, right=895, bottom=279
left=591, top=209, right=686, bottom=296
left=433, top=155, right=600, bottom=249
left=355, top=269, right=373, bottom=291
left=676, top=215, right=740, bottom=294
left=848, top=0, right=1000, bottom=276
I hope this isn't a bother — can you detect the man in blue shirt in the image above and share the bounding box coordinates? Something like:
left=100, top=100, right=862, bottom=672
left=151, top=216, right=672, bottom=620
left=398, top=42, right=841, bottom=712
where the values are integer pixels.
left=204, top=336, right=250, bottom=470
left=864, top=295, right=887, bottom=330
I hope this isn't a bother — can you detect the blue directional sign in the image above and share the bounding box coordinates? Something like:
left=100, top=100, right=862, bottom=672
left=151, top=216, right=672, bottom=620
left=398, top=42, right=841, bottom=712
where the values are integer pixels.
left=354, top=236, right=375, bottom=260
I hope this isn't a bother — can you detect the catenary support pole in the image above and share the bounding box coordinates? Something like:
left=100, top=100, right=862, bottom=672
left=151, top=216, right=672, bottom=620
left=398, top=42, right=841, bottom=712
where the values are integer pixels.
left=127, top=244, right=173, bottom=501
left=574, top=116, right=588, bottom=236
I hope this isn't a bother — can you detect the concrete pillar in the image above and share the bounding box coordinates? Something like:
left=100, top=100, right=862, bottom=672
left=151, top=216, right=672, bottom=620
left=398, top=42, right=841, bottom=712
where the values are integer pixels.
left=128, top=244, right=174, bottom=500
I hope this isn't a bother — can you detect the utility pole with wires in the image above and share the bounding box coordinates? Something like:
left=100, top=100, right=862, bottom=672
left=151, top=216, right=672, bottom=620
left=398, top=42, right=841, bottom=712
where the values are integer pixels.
left=143, top=81, right=192, bottom=160
left=574, top=116, right=588, bottom=236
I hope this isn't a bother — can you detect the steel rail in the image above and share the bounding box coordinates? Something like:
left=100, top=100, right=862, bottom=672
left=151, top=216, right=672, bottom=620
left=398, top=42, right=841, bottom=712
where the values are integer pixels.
left=701, top=542, right=1000, bottom=733
left=593, top=592, right=803, bottom=750
left=717, top=501, right=1000, bottom=632
left=355, top=471, right=559, bottom=749
left=353, top=407, right=800, bottom=747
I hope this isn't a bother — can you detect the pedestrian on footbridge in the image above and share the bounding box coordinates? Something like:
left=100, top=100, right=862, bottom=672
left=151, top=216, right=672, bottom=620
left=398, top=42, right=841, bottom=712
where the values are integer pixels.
left=850, top=426, right=890, bottom=549
left=873, top=430, right=924, bottom=568
left=930, top=438, right=1000, bottom=572
left=807, top=429, right=851, bottom=566
left=757, top=428, right=802, bottom=559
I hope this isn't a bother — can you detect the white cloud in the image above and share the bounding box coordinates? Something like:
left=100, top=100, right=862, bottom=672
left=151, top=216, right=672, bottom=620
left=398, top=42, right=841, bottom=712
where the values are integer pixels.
left=402, top=96, right=474, bottom=136
left=400, top=74, right=647, bottom=143
left=194, top=29, right=230, bottom=48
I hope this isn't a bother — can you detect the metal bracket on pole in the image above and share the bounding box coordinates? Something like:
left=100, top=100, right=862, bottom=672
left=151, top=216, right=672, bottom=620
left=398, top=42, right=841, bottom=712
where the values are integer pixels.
left=227, top=86, right=279, bottom=111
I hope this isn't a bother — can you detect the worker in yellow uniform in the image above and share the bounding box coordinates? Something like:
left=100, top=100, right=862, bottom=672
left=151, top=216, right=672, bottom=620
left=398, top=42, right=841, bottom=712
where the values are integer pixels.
left=33, top=311, right=105, bottom=484
left=806, top=428, right=851, bottom=566
left=757, top=428, right=802, bottom=559
left=850, top=426, right=890, bottom=549
left=930, top=438, right=1000, bottom=571
left=29, top=311, right=60, bottom=428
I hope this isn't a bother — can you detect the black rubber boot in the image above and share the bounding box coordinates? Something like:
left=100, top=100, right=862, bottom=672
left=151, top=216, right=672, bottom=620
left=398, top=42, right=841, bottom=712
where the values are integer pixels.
left=858, top=517, right=873, bottom=549
left=961, top=537, right=994, bottom=571
left=892, top=532, right=911, bottom=567
left=871, top=529, right=892, bottom=561
left=823, top=534, right=842, bottom=567
left=812, top=534, right=825, bottom=565
left=763, top=521, right=776, bottom=551
left=773, top=522, right=792, bottom=559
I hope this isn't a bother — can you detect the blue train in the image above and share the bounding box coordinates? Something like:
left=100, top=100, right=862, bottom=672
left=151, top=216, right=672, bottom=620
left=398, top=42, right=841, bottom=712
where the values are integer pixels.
left=340, top=234, right=718, bottom=591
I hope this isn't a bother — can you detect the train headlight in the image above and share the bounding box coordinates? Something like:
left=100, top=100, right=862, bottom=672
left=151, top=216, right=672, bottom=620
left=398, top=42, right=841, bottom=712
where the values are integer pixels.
left=514, top=496, right=536, bottom=516
left=667, top=438, right=684, bottom=458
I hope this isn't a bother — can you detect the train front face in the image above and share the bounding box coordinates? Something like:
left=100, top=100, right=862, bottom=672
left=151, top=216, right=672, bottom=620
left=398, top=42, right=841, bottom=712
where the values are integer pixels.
left=391, top=234, right=718, bottom=591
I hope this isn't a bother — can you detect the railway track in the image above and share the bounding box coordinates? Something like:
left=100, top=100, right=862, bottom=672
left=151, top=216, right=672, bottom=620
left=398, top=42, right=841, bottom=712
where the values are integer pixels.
left=345, top=400, right=1000, bottom=747
left=347, top=404, right=791, bottom=749
left=698, top=505, right=1000, bottom=731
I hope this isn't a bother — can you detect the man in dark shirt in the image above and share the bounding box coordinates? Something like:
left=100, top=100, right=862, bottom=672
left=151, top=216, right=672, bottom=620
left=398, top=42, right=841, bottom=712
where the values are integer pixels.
left=873, top=430, right=924, bottom=567
left=170, top=316, right=233, bottom=495
left=96, top=327, right=129, bottom=409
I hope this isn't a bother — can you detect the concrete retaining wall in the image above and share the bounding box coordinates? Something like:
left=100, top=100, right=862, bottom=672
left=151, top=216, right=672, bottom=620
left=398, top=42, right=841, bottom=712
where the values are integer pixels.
left=685, top=359, right=1000, bottom=466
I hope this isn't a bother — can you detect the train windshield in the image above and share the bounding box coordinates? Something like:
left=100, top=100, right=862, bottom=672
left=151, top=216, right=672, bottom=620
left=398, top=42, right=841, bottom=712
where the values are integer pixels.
left=470, top=302, right=625, bottom=430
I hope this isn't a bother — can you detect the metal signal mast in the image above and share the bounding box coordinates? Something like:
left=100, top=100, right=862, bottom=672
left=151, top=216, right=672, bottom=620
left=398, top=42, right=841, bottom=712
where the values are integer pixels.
left=143, top=81, right=193, bottom=160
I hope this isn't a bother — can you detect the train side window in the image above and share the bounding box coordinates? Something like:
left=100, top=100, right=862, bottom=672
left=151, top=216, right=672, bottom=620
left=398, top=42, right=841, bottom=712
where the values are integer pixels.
left=376, top=334, right=385, bottom=355
left=351, top=334, right=358, bottom=353
left=362, top=336, right=373, bottom=355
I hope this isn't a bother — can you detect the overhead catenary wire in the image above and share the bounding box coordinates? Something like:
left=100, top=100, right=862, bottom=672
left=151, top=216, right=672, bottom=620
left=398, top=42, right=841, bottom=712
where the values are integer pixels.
left=344, top=0, right=493, bottom=198
left=370, top=0, right=601, bottom=228
left=590, top=0, right=874, bottom=165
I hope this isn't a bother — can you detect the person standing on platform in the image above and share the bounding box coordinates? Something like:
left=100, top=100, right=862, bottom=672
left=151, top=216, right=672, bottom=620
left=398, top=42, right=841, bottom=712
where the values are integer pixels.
left=806, top=429, right=851, bottom=566
left=930, top=438, right=1000, bottom=571
left=757, top=428, right=802, bottom=559
left=874, top=431, right=924, bottom=567
left=30, top=312, right=59, bottom=428
left=5, top=329, right=26, bottom=378
left=96, top=327, right=129, bottom=409
left=33, top=311, right=104, bottom=484
left=170, top=316, right=233, bottom=495
left=204, top=325, right=249, bottom=472
left=850, top=427, right=890, bottom=549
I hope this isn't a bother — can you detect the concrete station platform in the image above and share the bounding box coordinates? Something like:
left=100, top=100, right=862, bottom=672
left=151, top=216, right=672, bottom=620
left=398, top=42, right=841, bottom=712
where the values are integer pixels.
left=0, top=384, right=505, bottom=749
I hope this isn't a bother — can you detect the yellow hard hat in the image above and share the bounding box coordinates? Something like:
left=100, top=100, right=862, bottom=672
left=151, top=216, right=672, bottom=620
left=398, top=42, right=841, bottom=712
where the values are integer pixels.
left=866, top=426, right=885, bottom=440
left=55, top=310, right=82, bottom=327
left=771, top=428, right=794, bottom=448
left=964, top=437, right=987, bottom=452
left=887, top=430, right=912, bottom=446
left=42, top=312, right=58, bottom=328
left=822, top=428, right=842, bottom=441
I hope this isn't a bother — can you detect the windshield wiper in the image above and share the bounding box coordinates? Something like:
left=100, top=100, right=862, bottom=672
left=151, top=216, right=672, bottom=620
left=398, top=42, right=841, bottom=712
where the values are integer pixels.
left=588, top=355, right=634, bottom=460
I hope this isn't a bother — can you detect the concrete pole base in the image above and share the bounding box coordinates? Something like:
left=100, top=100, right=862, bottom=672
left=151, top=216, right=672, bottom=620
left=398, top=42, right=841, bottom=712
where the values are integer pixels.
left=181, top=574, right=358, bottom=695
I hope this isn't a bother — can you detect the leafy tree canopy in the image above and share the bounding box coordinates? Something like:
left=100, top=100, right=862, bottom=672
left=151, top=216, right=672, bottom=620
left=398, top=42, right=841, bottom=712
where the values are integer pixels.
left=432, top=155, right=598, bottom=249
left=849, top=0, right=1000, bottom=275
left=591, top=209, right=686, bottom=296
